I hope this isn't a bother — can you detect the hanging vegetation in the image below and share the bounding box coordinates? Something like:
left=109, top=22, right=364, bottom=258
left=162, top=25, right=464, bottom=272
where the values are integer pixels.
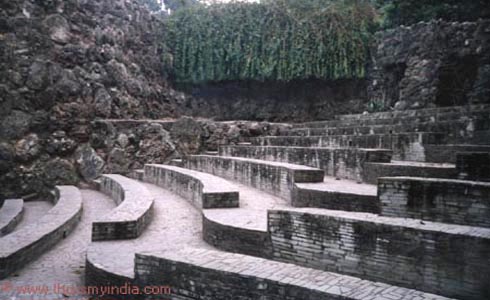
left=164, top=0, right=378, bottom=83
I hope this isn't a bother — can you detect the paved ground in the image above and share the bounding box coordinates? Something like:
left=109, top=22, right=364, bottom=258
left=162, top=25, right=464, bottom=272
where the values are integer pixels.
left=0, top=190, right=115, bottom=300
left=86, top=182, right=212, bottom=280
left=12, top=201, right=52, bottom=233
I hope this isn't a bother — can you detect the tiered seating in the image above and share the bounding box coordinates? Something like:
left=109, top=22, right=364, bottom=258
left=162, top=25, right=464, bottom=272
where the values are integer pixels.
left=92, top=174, right=154, bottom=241
left=0, top=186, right=82, bottom=279
left=84, top=105, right=490, bottom=300
left=0, top=199, right=24, bottom=236
left=144, top=164, right=239, bottom=209
left=135, top=247, right=453, bottom=300
left=378, top=177, right=490, bottom=227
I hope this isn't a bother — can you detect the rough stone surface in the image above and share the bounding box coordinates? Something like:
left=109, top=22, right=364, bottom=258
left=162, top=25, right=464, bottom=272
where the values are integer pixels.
left=74, top=144, right=105, bottom=181
left=268, top=208, right=490, bottom=300
left=135, top=247, right=453, bottom=300
left=220, top=145, right=392, bottom=183
left=184, top=155, right=324, bottom=201
left=379, top=177, right=490, bottom=228
left=368, top=20, right=490, bottom=109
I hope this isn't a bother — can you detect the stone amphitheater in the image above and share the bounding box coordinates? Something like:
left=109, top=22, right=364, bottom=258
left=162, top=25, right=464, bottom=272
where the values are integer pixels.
left=0, top=104, right=489, bottom=300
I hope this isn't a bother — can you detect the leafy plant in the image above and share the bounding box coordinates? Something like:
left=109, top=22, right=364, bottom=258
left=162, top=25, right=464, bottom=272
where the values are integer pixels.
left=163, top=0, right=379, bottom=83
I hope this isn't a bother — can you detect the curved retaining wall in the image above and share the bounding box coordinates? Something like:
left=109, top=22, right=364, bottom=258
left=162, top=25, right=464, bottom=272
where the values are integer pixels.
left=144, top=164, right=239, bottom=209
left=134, top=247, right=453, bottom=300
left=0, top=186, right=82, bottom=279
left=92, top=174, right=153, bottom=241
left=202, top=211, right=271, bottom=258
left=219, top=145, right=392, bottom=183
left=268, top=208, right=490, bottom=300
left=0, top=199, right=24, bottom=236
left=184, top=155, right=324, bottom=201
left=378, top=177, right=490, bottom=228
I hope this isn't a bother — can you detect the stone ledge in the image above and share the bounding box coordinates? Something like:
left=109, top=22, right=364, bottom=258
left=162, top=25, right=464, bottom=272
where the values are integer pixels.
left=144, top=164, right=239, bottom=209
left=268, top=208, right=490, bottom=300
left=202, top=210, right=271, bottom=258
left=134, top=247, right=452, bottom=300
left=293, top=182, right=379, bottom=213
left=251, top=132, right=446, bottom=161
left=293, top=104, right=490, bottom=128
left=363, top=161, right=457, bottom=184
left=379, top=176, right=490, bottom=228
left=183, top=155, right=324, bottom=201
left=0, top=186, right=82, bottom=279
left=0, top=199, right=24, bottom=236
left=219, top=145, right=392, bottom=183
left=92, top=174, right=154, bottom=241
left=425, top=144, right=490, bottom=163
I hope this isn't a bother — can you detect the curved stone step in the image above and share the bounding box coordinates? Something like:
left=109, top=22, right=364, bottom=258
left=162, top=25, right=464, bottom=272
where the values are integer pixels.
left=293, top=177, right=379, bottom=213
left=293, top=104, right=490, bottom=128
left=92, top=174, right=154, bottom=241
left=363, top=160, right=457, bottom=184
left=219, top=145, right=392, bottom=183
left=0, top=186, right=82, bottom=279
left=144, top=164, right=239, bottom=209
left=183, top=155, right=324, bottom=201
left=134, top=247, right=453, bottom=300
left=268, top=208, right=490, bottom=300
left=202, top=209, right=272, bottom=258
left=285, top=118, right=489, bottom=138
left=86, top=182, right=212, bottom=292
left=425, top=144, right=490, bottom=163
left=252, top=132, right=446, bottom=162
left=0, top=199, right=24, bottom=236
left=379, top=176, right=490, bottom=228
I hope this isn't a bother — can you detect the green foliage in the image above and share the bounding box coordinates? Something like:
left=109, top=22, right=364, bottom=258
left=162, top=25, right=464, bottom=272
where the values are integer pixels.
left=164, top=0, right=378, bottom=83
left=366, top=99, right=385, bottom=113
left=376, top=0, right=490, bottom=28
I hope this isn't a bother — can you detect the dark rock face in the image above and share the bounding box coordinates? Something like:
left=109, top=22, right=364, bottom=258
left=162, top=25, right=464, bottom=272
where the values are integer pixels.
left=0, top=0, right=177, bottom=199
left=369, top=20, right=490, bottom=110
left=181, top=79, right=367, bottom=122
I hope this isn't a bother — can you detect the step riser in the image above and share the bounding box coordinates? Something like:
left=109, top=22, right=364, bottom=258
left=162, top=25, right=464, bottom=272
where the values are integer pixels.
left=202, top=214, right=271, bottom=259
left=424, top=145, right=490, bottom=163
left=253, top=133, right=446, bottom=162
left=143, top=164, right=239, bottom=209
left=287, top=118, right=490, bottom=137
left=135, top=248, right=452, bottom=300
left=183, top=156, right=323, bottom=202
left=294, top=105, right=490, bottom=128
left=379, top=177, right=490, bottom=228
left=0, top=186, right=82, bottom=279
left=362, top=163, right=457, bottom=184
left=92, top=175, right=153, bottom=241
left=220, top=146, right=392, bottom=183
left=268, top=209, right=490, bottom=300
left=292, top=187, right=379, bottom=213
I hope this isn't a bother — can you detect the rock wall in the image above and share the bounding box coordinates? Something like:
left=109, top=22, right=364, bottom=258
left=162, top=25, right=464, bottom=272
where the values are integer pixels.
left=179, top=79, right=367, bottom=122
left=369, top=19, right=490, bottom=110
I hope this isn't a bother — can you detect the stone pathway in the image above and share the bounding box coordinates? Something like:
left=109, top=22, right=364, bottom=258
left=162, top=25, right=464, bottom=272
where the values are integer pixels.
left=11, top=201, right=52, bottom=233
left=86, top=182, right=212, bottom=280
left=0, top=190, right=115, bottom=300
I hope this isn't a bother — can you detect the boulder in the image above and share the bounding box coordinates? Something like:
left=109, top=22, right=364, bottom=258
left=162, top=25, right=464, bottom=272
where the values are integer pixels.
left=75, top=144, right=105, bottom=181
left=14, top=133, right=41, bottom=162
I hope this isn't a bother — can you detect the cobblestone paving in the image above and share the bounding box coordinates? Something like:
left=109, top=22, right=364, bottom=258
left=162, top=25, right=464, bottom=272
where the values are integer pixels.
left=0, top=190, right=115, bottom=300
